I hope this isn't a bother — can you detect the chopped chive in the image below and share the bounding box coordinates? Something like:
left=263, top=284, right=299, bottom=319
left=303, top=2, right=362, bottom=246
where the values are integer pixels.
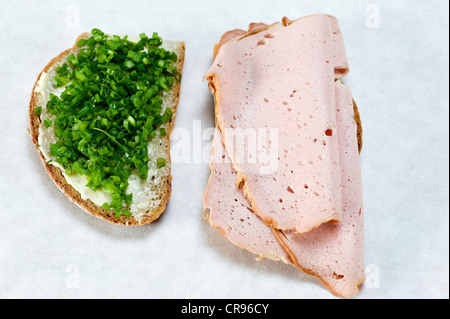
left=34, top=106, right=42, bottom=115
left=92, top=127, right=128, bottom=153
left=156, top=157, right=166, bottom=168
left=98, top=146, right=109, bottom=156
left=123, top=209, right=131, bottom=217
left=41, top=29, right=178, bottom=217
left=77, top=39, right=87, bottom=47
left=43, top=117, right=52, bottom=128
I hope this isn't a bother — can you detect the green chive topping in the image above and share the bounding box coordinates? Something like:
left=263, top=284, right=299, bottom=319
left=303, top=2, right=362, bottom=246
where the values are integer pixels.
left=34, top=106, right=42, bottom=115
left=42, top=28, right=180, bottom=216
left=156, top=157, right=166, bottom=168
left=43, top=117, right=52, bottom=128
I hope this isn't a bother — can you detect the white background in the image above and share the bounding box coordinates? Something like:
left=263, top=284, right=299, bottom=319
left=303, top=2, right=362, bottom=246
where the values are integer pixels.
left=0, top=0, right=448, bottom=299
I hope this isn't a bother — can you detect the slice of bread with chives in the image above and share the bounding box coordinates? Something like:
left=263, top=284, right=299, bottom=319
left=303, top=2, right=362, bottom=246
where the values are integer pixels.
left=29, top=31, right=185, bottom=226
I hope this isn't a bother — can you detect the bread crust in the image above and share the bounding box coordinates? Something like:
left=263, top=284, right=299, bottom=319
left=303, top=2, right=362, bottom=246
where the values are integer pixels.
left=29, top=33, right=185, bottom=226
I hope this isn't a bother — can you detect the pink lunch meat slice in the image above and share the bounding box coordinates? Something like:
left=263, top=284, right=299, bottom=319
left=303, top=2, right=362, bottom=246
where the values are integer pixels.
left=203, top=81, right=364, bottom=297
left=205, top=15, right=350, bottom=233
left=203, top=128, right=292, bottom=263
left=272, top=81, right=365, bottom=298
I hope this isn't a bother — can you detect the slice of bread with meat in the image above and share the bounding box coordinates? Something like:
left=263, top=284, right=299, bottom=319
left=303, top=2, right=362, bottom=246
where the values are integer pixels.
left=29, top=32, right=185, bottom=226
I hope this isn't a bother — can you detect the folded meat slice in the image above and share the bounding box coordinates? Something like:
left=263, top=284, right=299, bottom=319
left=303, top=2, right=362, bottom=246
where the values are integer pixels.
left=203, top=80, right=364, bottom=298
left=273, top=81, right=365, bottom=298
left=205, top=15, right=350, bottom=233
left=203, top=128, right=292, bottom=263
